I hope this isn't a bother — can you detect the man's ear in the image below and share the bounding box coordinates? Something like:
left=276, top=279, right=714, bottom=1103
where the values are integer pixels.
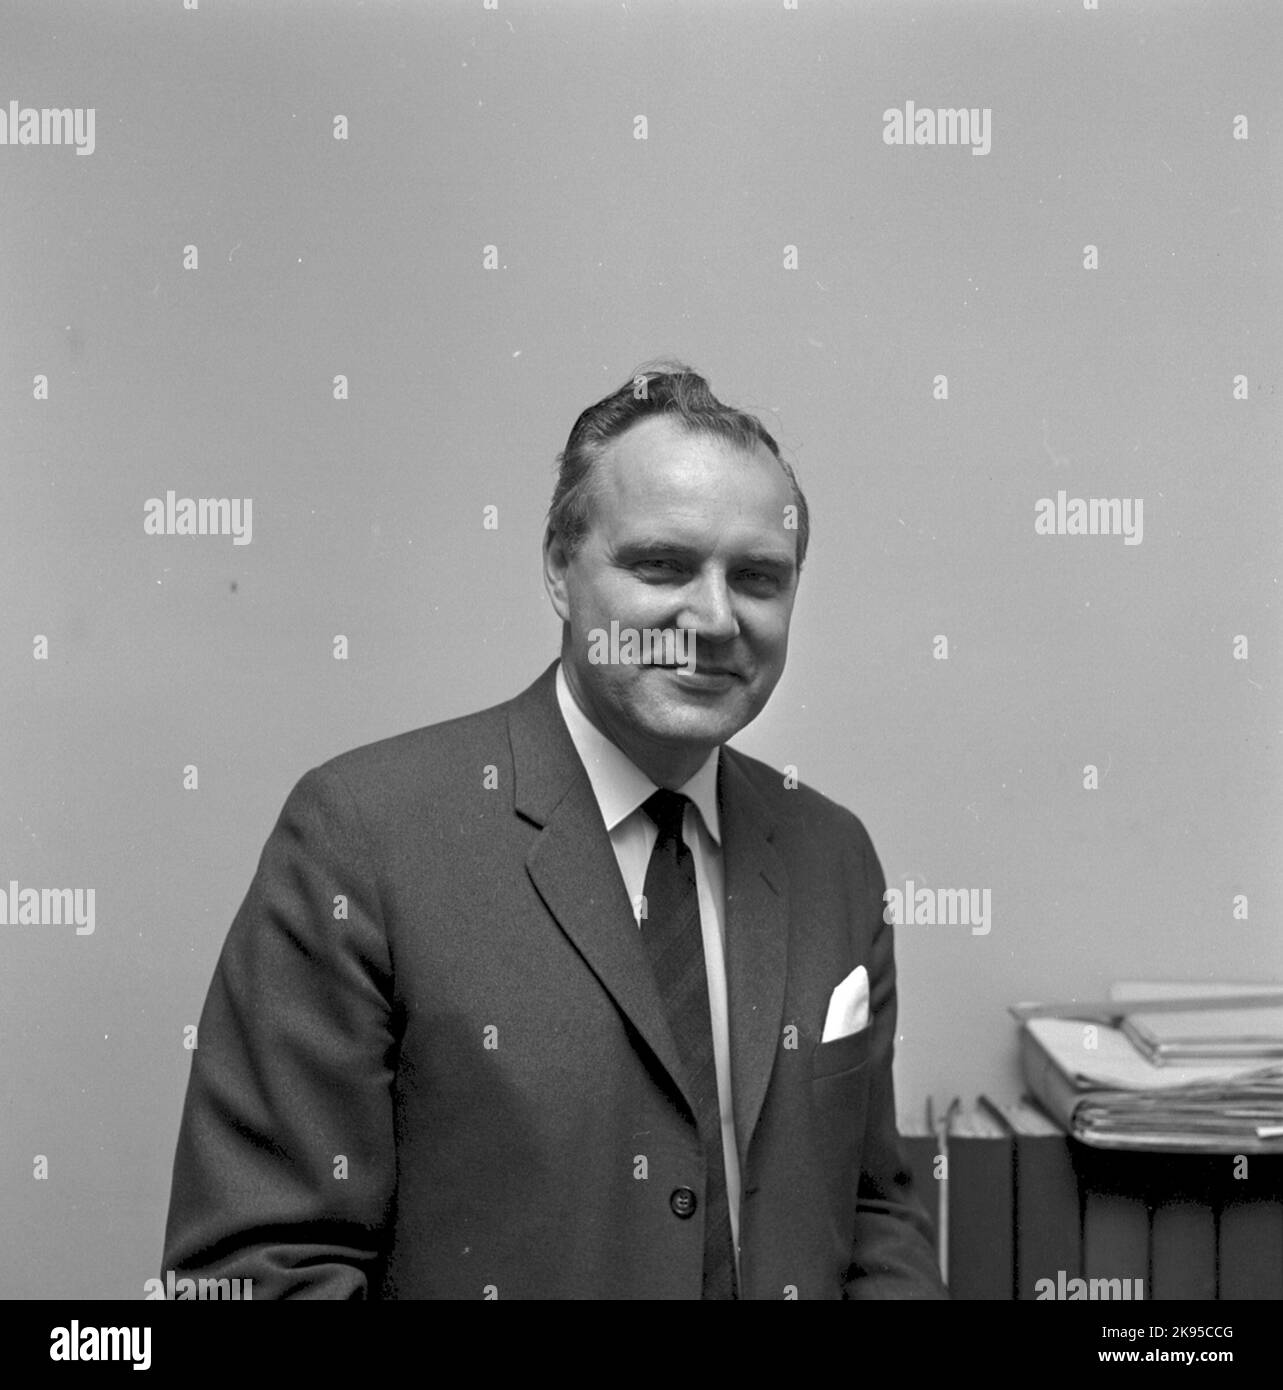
left=542, top=526, right=572, bottom=623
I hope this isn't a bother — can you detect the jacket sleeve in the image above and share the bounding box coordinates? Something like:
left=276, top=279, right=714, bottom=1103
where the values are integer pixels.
left=841, top=822, right=949, bottom=1300
left=161, top=764, right=398, bottom=1299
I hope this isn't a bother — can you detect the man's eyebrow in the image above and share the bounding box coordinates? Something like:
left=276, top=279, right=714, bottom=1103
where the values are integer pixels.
left=738, top=551, right=796, bottom=572
left=613, top=538, right=697, bottom=559
left=615, top=539, right=796, bottom=573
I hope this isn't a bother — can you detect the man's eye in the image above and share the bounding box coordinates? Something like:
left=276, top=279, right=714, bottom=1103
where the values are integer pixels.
left=636, top=559, right=681, bottom=575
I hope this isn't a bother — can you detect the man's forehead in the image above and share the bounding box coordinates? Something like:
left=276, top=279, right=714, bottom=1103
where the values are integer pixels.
left=595, top=417, right=790, bottom=510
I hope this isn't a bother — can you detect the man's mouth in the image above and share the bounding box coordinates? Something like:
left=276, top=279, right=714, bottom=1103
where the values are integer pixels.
left=647, top=663, right=741, bottom=679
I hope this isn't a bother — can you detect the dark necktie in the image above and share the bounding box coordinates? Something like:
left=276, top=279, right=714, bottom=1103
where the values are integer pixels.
left=639, top=789, right=737, bottom=1300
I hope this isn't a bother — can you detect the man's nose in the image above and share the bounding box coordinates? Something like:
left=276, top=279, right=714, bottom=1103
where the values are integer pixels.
left=680, top=571, right=740, bottom=644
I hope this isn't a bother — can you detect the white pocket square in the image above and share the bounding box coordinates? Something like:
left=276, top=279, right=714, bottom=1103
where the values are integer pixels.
left=822, top=964, right=869, bottom=1042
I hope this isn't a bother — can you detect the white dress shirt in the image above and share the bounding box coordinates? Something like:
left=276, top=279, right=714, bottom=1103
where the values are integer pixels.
left=554, top=662, right=742, bottom=1272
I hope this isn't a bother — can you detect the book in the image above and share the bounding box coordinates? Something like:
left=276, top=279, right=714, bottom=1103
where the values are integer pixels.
left=1149, top=1154, right=1218, bottom=1300
left=1074, top=1145, right=1150, bottom=1301
left=946, top=1101, right=1014, bottom=1299
left=981, top=1096, right=1080, bottom=1300
left=1218, top=1154, right=1283, bottom=1300
left=1123, top=1005, right=1283, bottom=1066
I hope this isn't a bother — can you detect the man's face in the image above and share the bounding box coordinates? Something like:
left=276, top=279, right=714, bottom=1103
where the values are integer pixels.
left=544, top=414, right=800, bottom=785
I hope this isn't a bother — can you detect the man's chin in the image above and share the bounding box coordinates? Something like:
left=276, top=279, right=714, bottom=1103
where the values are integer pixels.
left=635, top=697, right=753, bottom=751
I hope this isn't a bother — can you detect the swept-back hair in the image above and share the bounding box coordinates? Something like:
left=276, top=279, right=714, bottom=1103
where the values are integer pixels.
left=546, top=361, right=810, bottom=569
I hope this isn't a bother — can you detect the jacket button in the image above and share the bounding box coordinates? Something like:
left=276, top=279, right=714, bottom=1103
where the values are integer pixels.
left=670, top=1187, right=697, bottom=1218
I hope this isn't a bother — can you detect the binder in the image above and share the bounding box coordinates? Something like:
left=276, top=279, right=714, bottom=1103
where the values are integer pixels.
left=1149, top=1154, right=1218, bottom=1300
left=1074, top=1146, right=1150, bottom=1299
left=1218, top=1154, right=1283, bottom=1300
left=946, top=1100, right=1014, bottom=1299
left=981, top=1096, right=1080, bottom=1300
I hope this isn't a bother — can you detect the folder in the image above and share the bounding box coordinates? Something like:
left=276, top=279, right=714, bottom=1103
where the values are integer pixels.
left=981, top=1096, right=1080, bottom=1300
left=1218, top=1155, right=1283, bottom=1300
left=1018, top=1011, right=1283, bottom=1151
left=946, top=1100, right=1014, bottom=1299
left=1149, top=1154, right=1218, bottom=1300
left=1074, top=1145, right=1150, bottom=1300
left=1123, top=1006, right=1283, bottom=1066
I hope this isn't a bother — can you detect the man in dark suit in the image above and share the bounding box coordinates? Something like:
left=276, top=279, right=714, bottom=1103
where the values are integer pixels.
left=162, top=365, right=946, bottom=1300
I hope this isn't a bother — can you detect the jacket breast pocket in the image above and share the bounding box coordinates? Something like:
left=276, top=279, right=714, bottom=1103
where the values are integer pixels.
left=811, top=1024, right=873, bottom=1083
left=809, top=1026, right=873, bottom=1228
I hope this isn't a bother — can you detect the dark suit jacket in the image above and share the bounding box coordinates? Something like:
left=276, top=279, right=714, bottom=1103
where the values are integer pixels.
left=162, top=661, right=945, bottom=1299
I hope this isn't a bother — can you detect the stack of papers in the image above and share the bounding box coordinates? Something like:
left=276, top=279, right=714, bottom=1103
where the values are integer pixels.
left=1016, top=983, right=1283, bottom=1152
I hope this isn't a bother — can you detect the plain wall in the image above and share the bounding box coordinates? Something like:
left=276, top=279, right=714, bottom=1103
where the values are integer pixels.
left=1, top=0, right=1279, bottom=1298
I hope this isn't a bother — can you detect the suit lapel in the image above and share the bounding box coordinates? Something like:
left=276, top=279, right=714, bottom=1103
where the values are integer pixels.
left=719, top=750, right=790, bottom=1169
left=507, top=664, right=791, bottom=1156
left=508, top=664, right=692, bottom=1105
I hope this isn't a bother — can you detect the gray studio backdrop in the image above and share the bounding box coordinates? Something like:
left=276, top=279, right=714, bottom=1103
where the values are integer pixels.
left=2, top=0, right=1279, bottom=1298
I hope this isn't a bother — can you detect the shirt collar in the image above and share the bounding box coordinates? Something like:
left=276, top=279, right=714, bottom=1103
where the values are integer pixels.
left=554, top=661, right=721, bottom=844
